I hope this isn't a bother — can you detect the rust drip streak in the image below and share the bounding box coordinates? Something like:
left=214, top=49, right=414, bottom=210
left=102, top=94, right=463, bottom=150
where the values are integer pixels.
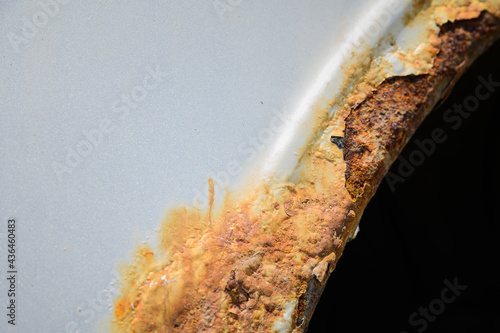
left=208, top=177, right=215, bottom=225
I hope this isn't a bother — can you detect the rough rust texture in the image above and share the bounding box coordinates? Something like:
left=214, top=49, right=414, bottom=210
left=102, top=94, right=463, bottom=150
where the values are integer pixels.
left=111, top=10, right=500, bottom=333
left=344, top=11, right=500, bottom=202
left=113, top=187, right=354, bottom=333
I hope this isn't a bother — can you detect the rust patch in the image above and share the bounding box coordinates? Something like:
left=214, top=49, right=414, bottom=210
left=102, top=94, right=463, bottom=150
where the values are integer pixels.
left=110, top=8, right=500, bottom=333
left=344, top=11, right=500, bottom=201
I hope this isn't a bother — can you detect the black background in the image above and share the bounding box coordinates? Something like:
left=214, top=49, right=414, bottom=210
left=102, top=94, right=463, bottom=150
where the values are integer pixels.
left=308, top=39, right=500, bottom=333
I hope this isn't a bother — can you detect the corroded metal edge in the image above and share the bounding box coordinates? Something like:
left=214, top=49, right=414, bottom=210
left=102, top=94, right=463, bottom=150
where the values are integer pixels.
left=301, top=11, right=500, bottom=332
left=110, top=8, right=500, bottom=333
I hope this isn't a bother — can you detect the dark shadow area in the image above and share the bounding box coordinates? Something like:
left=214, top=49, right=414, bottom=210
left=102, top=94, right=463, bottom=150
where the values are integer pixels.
left=308, top=39, right=500, bottom=333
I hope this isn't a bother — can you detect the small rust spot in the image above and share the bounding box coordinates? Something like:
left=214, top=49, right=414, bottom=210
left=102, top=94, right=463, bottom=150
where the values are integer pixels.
left=224, top=271, right=250, bottom=306
left=283, top=200, right=297, bottom=216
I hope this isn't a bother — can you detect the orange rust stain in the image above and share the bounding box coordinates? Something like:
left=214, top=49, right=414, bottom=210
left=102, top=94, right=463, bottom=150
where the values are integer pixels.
left=139, top=249, right=154, bottom=260
left=114, top=298, right=129, bottom=319
left=111, top=168, right=355, bottom=332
